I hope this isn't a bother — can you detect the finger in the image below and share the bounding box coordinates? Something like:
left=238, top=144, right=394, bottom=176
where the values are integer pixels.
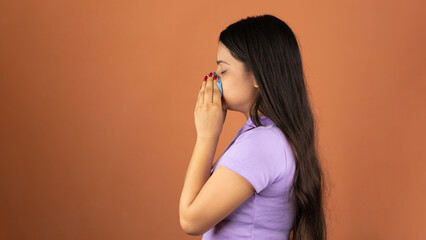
left=213, top=74, right=221, bottom=105
left=199, top=78, right=206, bottom=105
left=204, top=73, right=213, bottom=104
left=195, top=81, right=203, bottom=109
left=196, top=75, right=206, bottom=108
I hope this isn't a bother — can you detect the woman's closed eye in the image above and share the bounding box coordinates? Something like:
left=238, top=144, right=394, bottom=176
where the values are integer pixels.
left=221, top=70, right=227, bottom=74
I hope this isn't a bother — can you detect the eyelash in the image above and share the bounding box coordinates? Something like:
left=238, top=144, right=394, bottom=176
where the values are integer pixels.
left=221, top=70, right=227, bottom=74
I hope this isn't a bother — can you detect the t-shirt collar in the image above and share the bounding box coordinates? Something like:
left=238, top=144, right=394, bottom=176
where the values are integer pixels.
left=241, top=115, right=275, bottom=133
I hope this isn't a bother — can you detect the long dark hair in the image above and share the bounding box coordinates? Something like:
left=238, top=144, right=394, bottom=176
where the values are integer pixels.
left=218, top=14, right=327, bottom=240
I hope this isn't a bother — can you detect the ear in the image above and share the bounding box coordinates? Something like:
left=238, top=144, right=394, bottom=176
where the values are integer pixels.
left=251, top=73, right=259, bottom=88
left=253, top=80, right=259, bottom=88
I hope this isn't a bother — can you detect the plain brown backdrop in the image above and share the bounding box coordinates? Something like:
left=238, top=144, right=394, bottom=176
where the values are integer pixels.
left=1, top=0, right=425, bottom=239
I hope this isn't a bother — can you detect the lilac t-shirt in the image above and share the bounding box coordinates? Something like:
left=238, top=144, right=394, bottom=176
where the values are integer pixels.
left=201, top=115, right=296, bottom=240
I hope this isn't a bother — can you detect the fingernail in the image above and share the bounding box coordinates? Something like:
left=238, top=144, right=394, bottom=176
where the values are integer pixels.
left=209, top=72, right=212, bottom=77
left=204, top=75, right=207, bottom=81
left=213, top=75, right=217, bottom=80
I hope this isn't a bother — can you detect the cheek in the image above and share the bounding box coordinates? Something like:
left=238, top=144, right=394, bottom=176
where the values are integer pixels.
left=222, top=79, right=251, bottom=105
left=221, top=79, right=233, bottom=98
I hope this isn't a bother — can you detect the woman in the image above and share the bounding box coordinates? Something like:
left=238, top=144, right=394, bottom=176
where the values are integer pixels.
left=179, top=14, right=327, bottom=240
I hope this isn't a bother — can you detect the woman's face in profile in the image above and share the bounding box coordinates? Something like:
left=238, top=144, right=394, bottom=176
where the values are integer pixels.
left=216, top=41, right=259, bottom=113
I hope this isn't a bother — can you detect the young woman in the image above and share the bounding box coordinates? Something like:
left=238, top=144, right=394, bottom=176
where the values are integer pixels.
left=179, top=14, right=327, bottom=240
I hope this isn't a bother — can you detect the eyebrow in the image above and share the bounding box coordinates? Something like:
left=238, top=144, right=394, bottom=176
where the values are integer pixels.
left=216, top=60, right=230, bottom=65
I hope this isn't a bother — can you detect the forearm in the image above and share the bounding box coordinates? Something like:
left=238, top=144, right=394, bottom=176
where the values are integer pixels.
left=180, top=137, right=218, bottom=218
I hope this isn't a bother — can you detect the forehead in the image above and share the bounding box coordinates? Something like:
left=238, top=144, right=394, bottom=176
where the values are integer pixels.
left=216, top=42, right=232, bottom=62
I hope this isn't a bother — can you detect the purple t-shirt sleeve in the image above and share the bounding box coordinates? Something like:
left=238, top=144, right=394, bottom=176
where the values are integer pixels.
left=217, top=127, right=286, bottom=194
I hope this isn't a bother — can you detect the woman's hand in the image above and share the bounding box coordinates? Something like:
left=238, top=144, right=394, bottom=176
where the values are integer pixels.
left=194, top=72, right=227, bottom=141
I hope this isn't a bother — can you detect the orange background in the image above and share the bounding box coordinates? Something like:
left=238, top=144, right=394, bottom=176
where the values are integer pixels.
left=1, top=1, right=425, bottom=239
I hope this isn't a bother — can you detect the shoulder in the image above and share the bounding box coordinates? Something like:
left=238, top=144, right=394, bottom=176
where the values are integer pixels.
left=231, top=125, right=293, bottom=175
left=237, top=125, right=286, bottom=148
left=228, top=125, right=288, bottom=167
left=218, top=125, right=289, bottom=193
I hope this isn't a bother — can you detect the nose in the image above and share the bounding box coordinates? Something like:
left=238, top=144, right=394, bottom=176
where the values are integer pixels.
left=212, top=71, right=221, bottom=79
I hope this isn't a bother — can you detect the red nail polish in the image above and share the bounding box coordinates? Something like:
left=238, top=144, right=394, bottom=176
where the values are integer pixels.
left=204, top=75, right=207, bottom=81
left=213, top=75, right=217, bottom=80
left=209, top=72, right=212, bottom=77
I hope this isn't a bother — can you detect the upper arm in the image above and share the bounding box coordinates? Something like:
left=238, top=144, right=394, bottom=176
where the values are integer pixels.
left=182, top=164, right=255, bottom=235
